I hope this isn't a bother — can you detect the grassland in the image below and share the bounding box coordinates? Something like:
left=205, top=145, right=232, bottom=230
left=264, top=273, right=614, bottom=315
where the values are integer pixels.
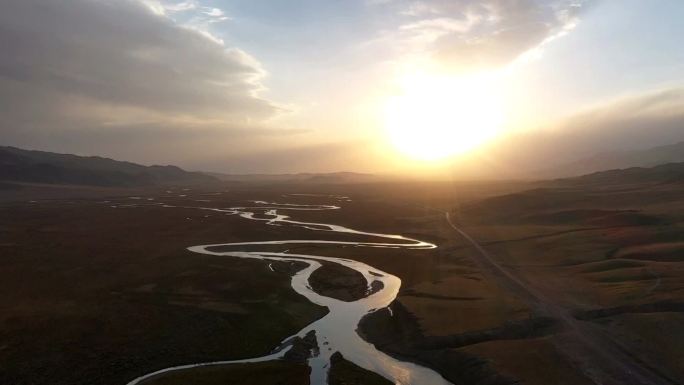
left=1, top=173, right=682, bottom=384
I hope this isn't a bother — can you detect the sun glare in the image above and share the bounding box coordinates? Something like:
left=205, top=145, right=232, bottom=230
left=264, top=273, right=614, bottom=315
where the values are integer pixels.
left=384, top=72, right=504, bottom=161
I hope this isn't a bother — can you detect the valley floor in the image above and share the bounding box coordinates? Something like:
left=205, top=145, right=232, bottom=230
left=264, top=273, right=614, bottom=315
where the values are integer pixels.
left=0, top=177, right=682, bottom=384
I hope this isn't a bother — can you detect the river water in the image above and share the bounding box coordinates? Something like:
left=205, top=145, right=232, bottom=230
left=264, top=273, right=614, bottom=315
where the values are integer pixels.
left=126, top=196, right=451, bottom=385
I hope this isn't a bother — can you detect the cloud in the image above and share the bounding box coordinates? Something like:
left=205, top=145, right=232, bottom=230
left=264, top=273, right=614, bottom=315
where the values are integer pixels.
left=377, top=0, right=591, bottom=72
left=467, top=86, right=684, bottom=178
left=157, top=0, right=231, bottom=44
left=0, top=0, right=279, bottom=141
left=547, top=87, right=684, bottom=151
left=399, top=15, right=483, bottom=45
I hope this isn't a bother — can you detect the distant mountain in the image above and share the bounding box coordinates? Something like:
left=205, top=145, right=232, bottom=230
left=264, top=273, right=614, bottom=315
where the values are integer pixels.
left=209, top=171, right=380, bottom=183
left=458, top=162, right=684, bottom=226
left=540, top=142, right=684, bottom=178
left=0, top=146, right=216, bottom=187
left=561, top=162, right=684, bottom=186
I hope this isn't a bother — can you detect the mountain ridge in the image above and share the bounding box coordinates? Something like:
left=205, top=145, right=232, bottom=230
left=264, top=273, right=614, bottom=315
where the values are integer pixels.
left=539, top=141, right=684, bottom=178
left=0, top=146, right=216, bottom=187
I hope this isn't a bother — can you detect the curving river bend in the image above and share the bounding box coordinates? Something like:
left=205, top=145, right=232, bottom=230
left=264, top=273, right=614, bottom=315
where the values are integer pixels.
left=126, top=195, right=451, bottom=385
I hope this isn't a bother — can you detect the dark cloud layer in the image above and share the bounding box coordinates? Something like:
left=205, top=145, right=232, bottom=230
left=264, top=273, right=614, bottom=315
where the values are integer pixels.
left=0, top=0, right=277, bottom=142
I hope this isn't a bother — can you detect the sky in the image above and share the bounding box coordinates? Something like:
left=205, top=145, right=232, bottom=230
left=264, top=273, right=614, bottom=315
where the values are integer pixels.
left=1, top=0, right=683, bottom=176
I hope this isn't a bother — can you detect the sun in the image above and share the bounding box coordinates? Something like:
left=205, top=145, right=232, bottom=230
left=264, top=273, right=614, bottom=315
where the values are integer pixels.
left=384, top=72, right=504, bottom=161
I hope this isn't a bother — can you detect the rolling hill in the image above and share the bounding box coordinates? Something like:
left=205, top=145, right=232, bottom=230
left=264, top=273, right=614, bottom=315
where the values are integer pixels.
left=562, top=162, right=684, bottom=185
left=541, top=141, right=684, bottom=178
left=208, top=171, right=380, bottom=184
left=0, top=146, right=216, bottom=187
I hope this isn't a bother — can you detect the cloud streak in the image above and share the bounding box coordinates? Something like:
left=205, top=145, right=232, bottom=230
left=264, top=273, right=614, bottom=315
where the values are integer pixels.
left=372, top=0, right=591, bottom=72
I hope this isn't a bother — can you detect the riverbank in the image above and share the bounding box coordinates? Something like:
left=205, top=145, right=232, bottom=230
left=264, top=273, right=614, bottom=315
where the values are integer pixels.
left=0, top=195, right=328, bottom=385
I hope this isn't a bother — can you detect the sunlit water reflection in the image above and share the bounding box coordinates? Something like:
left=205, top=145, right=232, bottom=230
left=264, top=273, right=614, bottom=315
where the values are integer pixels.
left=126, top=197, right=451, bottom=385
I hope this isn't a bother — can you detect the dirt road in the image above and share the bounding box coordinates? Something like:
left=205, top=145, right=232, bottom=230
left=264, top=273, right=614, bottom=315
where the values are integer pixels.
left=445, top=212, right=676, bottom=385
